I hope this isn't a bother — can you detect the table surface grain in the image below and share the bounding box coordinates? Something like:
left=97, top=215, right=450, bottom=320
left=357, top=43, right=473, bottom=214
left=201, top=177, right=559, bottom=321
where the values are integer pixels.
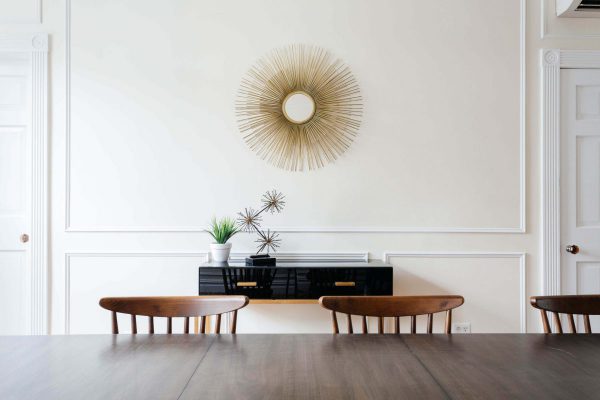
left=1, top=334, right=600, bottom=400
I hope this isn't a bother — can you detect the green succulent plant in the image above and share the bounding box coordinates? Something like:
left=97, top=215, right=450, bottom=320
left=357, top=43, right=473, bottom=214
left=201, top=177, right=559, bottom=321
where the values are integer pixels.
left=206, top=217, right=239, bottom=244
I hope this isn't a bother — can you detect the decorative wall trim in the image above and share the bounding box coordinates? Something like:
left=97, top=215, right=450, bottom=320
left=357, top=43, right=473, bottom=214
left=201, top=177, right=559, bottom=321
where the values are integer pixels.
left=0, top=34, right=49, bottom=335
left=228, top=252, right=369, bottom=263
left=31, top=34, right=49, bottom=335
left=541, top=0, right=600, bottom=39
left=63, top=0, right=526, bottom=234
left=383, top=251, right=527, bottom=333
left=0, top=1, right=42, bottom=24
left=541, top=49, right=600, bottom=297
left=541, top=49, right=561, bottom=297
left=63, top=250, right=366, bottom=333
left=64, top=252, right=210, bottom=334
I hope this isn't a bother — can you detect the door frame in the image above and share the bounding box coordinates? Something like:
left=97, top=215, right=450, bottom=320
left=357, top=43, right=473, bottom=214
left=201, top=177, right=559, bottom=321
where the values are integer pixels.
left=0, top=33, right=48, bottom=334
left=541, top=49, right=600, bottom=296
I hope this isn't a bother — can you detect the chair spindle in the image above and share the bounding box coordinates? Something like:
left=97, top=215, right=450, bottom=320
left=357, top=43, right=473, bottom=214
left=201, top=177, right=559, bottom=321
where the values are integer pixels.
left=231, top=310, right=238, bottom=334
left=445, top=309, right=452, bottom=334
left=553, top=312, right=563, bottom=333
left=111, top=311, right=119, bottom=334
left=568, top=314, right=576, bottom=334
left=347, top=314, right=353, bottom=334
left=362, top=316, right=368, bottom=334
left=584, top=315, right=592, bottom=334
left=540, top=310, right=551, bottom=333
left=331, top=311, right=339, bottom=334
left=200, top=316, right=207, bottom=333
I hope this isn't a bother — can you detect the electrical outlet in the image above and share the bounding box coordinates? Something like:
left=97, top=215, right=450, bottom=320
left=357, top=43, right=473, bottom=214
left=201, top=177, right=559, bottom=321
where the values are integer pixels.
left=451, top=322, right=471, bottom=334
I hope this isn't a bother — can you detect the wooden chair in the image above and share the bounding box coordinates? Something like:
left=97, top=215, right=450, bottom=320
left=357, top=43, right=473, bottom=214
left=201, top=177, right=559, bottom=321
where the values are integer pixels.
left=530, top=295, right=600, bottom=334
left=319, top=295, right=464, bottom=334
left=99, top=296, right=249, bottom=334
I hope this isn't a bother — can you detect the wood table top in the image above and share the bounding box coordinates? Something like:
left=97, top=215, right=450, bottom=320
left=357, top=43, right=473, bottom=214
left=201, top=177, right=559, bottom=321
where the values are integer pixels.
left=1, top=334, right=600, bottom=400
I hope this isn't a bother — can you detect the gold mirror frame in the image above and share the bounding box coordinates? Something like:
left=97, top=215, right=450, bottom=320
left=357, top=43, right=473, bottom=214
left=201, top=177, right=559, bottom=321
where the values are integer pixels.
left=236, top=44, right=363, bottom=171
left=281, top=91, right=316, bottom=124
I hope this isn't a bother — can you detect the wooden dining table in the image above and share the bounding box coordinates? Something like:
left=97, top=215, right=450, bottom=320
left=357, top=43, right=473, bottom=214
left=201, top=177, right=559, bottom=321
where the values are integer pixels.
left=1, top=334, right=600, bottom=399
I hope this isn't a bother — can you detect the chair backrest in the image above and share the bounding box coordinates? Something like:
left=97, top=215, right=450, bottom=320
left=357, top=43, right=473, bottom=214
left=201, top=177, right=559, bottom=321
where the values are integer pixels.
left=319, top=295, right=464, bottom=334
left=530, top=295, right=600, bottom=334
left=99, top=296, right=249, bottom=334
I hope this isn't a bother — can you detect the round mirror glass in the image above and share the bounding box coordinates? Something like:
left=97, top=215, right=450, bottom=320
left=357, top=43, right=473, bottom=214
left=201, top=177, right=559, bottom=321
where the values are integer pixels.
left=282, top=91, right=315, bottom=124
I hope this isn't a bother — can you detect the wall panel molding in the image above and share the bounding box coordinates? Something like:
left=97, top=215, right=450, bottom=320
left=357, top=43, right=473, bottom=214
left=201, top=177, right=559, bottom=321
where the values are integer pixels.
left=63, top=250, right=366, bottom=333
left=64, top=251, right=210, bottom=334
left=383, top=251, right=527, bottom=333
left=0, top=0, right=42, bottom=24
left=63, top=0, right=526, bottom=234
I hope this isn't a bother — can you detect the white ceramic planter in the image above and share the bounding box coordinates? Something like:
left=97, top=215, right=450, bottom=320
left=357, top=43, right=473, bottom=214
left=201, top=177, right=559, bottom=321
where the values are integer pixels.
left=210, top=242, right=232, bottom=262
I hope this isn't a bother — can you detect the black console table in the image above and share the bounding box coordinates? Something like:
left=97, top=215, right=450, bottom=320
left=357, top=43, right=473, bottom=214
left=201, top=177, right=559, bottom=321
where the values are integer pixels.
left=198, top=260, right=393, bottom=303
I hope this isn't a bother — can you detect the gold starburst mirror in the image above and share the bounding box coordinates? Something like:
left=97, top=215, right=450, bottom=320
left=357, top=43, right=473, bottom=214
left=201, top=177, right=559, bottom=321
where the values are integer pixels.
left=236, top=44, right=363, bottom=171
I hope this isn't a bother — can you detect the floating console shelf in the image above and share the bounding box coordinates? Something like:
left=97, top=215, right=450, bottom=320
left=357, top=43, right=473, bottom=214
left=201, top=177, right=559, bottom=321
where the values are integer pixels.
left=198, top=260, right=393, bottom=300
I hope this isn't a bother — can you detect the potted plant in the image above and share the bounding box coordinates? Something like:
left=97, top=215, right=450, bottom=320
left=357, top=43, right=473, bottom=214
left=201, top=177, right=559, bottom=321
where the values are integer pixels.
left=206, top=217, right=239, bottom=262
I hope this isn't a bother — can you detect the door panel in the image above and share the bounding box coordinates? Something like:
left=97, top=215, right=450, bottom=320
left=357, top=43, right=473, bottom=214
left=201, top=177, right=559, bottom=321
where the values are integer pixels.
left=0, top=252, right=27, bottom=334
left=561, top=69, right=600, bottom=332
left=0, top=53, right=30, bottom=335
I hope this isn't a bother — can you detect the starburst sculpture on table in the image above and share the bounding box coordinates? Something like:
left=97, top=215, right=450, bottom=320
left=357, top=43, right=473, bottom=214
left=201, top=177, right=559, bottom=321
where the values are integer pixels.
left=255, top=230, right=281, bottom=254
left=262, top=190, right=286, bottom=214
left=237, top=207, right=262, bottom=232
left=238, top=190, right=286, bottom=254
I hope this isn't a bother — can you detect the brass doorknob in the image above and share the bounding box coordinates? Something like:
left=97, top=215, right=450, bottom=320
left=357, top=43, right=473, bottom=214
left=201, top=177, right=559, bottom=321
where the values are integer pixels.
left=20, top=234, right=29, bottom=243
left=566, top=244, right=579, bottom=254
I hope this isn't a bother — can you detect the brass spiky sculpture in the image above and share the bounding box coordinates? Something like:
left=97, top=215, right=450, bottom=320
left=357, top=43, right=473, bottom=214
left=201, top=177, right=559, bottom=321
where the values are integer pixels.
left=237, top=190, right=285, bottom=254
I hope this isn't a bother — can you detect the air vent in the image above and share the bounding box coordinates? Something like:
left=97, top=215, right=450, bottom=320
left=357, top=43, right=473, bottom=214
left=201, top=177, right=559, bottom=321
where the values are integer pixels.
left=557, top=0, right=600, bottom=17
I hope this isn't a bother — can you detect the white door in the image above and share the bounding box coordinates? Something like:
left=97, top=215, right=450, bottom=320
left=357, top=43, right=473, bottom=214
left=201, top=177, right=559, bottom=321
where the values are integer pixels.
left=0, top=52, right=31, bottom=335
left=561, top=69, right=600, bottom=331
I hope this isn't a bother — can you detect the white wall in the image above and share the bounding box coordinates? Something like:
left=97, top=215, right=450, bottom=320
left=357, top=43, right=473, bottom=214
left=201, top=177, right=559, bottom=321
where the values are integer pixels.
left=1, top=0, right=600, bottom=334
